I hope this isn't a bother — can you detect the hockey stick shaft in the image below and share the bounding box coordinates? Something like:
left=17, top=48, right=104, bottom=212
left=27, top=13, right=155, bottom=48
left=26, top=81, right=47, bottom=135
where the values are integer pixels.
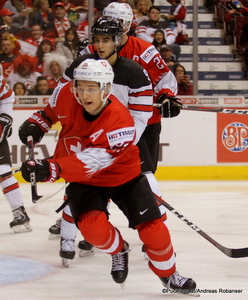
left=0, top=168, right=21, bottom=179
left=155, top=195, right=248, bottom=258
left=154, top=103, right=248, bottom=115
left=27, top=136, right=42, bottom=202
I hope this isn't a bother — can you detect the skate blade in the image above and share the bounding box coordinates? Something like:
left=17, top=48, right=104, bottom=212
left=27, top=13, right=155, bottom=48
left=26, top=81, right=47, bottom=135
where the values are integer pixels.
left=62, top=258, right=70, bottom=268
left=48, top=233, right=60, bottom=240
left=79, top=248, right=95, bottom=257
left=120, top=281, right=126, bottom=289
left=144, top=253, right=149, bottom=260
left=12, top=223, right=32, bottom=233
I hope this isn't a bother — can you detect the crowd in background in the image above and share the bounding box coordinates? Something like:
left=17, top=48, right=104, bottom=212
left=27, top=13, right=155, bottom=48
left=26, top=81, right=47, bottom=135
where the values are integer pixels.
left=0, top=0, right=194, bottom=95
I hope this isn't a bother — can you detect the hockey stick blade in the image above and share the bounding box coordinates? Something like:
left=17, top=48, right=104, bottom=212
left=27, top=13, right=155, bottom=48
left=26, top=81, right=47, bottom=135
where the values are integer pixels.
left=155, top=196, right=248, bottom=258
left=34, top=182, right=69, bottom=203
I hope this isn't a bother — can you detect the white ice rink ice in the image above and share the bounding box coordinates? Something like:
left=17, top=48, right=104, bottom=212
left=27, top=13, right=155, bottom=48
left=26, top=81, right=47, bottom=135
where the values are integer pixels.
left=0, top=181, right=247, bottom=300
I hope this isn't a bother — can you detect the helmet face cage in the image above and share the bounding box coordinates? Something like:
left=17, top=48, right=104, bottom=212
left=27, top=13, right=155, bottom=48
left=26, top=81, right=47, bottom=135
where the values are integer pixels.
left=73, top=59, right=114, bottom=105
left=103, top=3, right=133, bottom=33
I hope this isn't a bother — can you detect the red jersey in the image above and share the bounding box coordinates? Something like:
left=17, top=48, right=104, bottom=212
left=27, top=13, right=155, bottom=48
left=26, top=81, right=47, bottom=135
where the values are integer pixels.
left=83, top=36, right=177, bottom=124
left=44, top=83, right=141, bottom=186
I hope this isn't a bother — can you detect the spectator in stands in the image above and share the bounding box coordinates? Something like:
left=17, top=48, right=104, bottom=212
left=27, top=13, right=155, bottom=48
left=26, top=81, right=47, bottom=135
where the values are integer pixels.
left=134, top=0, right=152, bottom=25
left=135, top=5, right=181, bottom=60
left=7, top=54, right=41, bottom=93
left=152, top=29, right=167, bottom=52
left=162, top=0, right=189, bottom=45
left=25, top=24, right=53, bottom=47
left=13, top=81, right=27, bottom=95
left=61, top=0, right=84, bottom=25
left=224, top=0, right=248, bottom=44
left=173, top=64, right=193, bottom=95
left=0, top=8, right=19, bottom=35
left=160, top=44, right=178, bottom=72
left=34, top=38, right=54, bottom=74
left=43, top=52, right=67, bottom=90
left=240, top=22, right=248, bottom=79
left=77, top=7, right=100, bottom=40
left=0, top=25, right=20, bottom=54
left=204, top=0, right=215, bottom=13
left=28, top=75, right=53, bottom=95
left=55, top=27, right=80, bottom=63
left=44, top=2, right=77, bottom=39
left=28, top=0, right=53, bottom=30
left=3, top=0, right=30, bottom=29
left=0, top=38, right=17, bottom=79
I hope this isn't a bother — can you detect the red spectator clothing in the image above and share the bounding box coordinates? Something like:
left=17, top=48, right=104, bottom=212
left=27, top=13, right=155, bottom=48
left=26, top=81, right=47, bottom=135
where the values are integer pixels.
left=77, top=20, right=89, bottom=39
left=44, top=19, right=76, bottom=39
left=25, top=37, right=55, bottom=48
left=225, top=6, right=248, bottom=23
left=169, top=4, right=187, bottom=21
left=46, top=74, right=62, bottom=89
left=63, top=2, right=76, bottom=13
left=43, top=83, right=140, bottom=186
left=177, top=82, right=193, bottom=95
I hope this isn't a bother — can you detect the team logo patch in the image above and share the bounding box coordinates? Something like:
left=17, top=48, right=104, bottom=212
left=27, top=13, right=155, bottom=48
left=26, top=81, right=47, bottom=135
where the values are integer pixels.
left=107, top=127, right=135, bottom=147
left=222, top=122, right=248, bottom=152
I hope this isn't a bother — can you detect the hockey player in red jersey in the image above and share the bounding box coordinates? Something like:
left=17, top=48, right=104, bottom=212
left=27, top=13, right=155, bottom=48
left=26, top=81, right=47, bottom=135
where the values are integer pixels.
left=20, top=58, right=196, bottom=293
left=0, top=75, right=31, bottom=233
left=47, top=5, right=182, bottom=258
left=25, top=17, right=154, bottom=263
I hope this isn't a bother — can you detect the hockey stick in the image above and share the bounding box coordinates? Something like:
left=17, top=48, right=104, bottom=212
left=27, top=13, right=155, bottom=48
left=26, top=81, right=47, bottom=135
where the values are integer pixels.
left=0, top=168, right=21, bottom=179
left=155, top=195, right=248, bottom=258
left=34, top=182, right=69, bottom=203
left=154, top=103, right=248, bottom=115
left=27, top=136, right=43, bottom=202
left=27, top=136, right=69, bottom=203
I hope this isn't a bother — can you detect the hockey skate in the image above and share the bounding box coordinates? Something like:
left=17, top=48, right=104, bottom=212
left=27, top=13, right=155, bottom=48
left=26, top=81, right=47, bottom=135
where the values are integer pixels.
left=60, top=237, right=75, bottom=268
left=78, top=239, right=95, bottom=257
left=111, top=241, right=130, bottom=289
left=9, top=206, right=32, bottom=233
left=160, top=271, right=198, bottom=296
left=48, top=217, right=61, bottom=240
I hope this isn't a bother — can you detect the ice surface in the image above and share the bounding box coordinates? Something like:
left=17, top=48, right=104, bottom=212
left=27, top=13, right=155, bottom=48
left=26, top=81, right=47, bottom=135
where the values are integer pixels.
left=0, top=181, right=247, bottom=299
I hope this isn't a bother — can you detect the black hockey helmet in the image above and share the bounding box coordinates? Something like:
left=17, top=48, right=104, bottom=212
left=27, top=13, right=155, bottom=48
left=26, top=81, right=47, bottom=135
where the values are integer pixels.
left=91, top=16, right=124, bottom=40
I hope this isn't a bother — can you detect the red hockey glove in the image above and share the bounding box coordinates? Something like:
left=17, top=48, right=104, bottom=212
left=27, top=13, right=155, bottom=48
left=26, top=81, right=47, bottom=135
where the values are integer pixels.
left=21, top=159, right=60, bottom=183
left=156, top=94, right=182, bottom=118
left=0, top=113, right=13, bottom=143
left=19, top=110, right=52, bottom=145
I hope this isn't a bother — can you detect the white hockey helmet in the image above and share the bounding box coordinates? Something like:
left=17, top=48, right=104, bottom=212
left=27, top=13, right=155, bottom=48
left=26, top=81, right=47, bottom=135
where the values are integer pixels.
left=73, top=58, right=114, bottom=105
left=103, top=2, right=133, bottom=33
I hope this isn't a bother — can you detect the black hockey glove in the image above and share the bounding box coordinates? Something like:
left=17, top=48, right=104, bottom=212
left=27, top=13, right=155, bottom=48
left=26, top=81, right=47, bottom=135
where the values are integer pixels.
left=19, top=110, right=52, bottom=146
left=21, top=159, right=60, bottom=183
left=156, top=94, right=182, bottom=118
left=0, top=113, right=13, bottom=143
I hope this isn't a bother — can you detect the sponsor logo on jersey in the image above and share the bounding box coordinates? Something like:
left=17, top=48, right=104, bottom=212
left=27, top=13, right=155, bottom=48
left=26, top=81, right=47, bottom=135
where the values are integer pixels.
left=222, top=122, right=248, bottom=152
left=140, top=46, right=157, bottom=64
left=107, top=127, right=135, bottom=147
